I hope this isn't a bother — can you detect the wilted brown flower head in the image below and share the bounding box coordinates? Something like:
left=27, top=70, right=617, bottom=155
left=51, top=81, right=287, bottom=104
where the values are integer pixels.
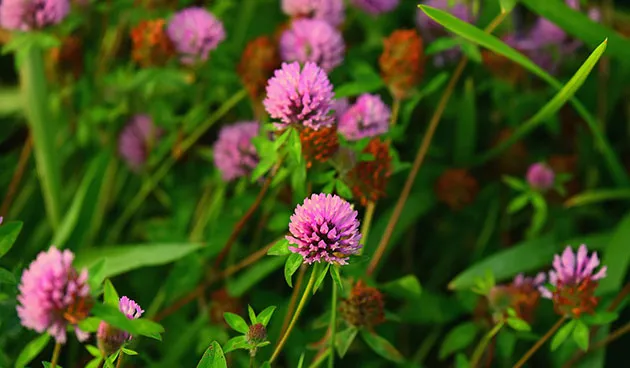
left=130, top=19, right=175, bottom=68
left=340, top=280, right=385, bottom=328
left=346, top=138, right=391, bottom=206
left=379, top=29, right=424, bottom=100
left=238, top=35, right=281, bottom=101
left=435, top=168, right=479, bottom=210
left=488, top=273, right=545, bottom=323
left=49, top=35, right=83, bottom=80
left=300, top=125, right=340, bottom=168
left=491, top=128, right=528, bottom=176
left=209, top=289, right=242, bottom=327
left=481, top=50, right=525, bottom=85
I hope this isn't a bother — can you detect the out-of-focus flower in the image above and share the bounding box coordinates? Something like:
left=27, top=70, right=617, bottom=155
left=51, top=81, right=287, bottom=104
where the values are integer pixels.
left=281, top=0, right=345, bottom=27
left=263, top=61, right=334, bottom=130
left=0, top=217, right=3, bottom=225
left=300, top=125, right=339, bottom=168
left=97, top=297, right=144, bottom=355
left=338, top=94, right=390, bottom=141
left=350, top=0, right=399, bottom=15
left=0, top=0, right=70, bottom=31
left=482, top=34, right=527, bottom=85
left=166, top=7, right=225, bottom=65
left=280, top=18, right=345, bottom=72
left=488, top=273, right=546, bottom=323
left=213, top=121, right=260, bottom=182
left=49, top=35, right=83, bottom=80
left=346, top=138, right=391, bottom=206
left=379, top=30, right=424, bottom=100
left=332, top=98, right=350, bottom=120
left=526, top=162, right=555, bottom=191
left=118, top=115, right=163, bottom=173
left=540, top=245, right=607, bottom=318
left=435, top=168, right=479, bottom=210
left=130, top=19, right=175, bottom=68
left=287, top=193, right=362, bottom=265
left=209, top=289, right=242, bottom=327
left=340, top=280, right=385, bottom=327
left=491, top=128, right=528, bottom=176
left=17, top=247, right=91, bottom=344
left=238, top=36, right=281, bottom=102
left=247, top=323, right=267, bottom=344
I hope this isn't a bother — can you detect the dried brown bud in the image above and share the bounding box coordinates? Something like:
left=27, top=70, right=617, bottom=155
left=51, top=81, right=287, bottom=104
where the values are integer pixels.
left=346, top=138, right=392, bottom=206
left=379, top=30, right=424, bottom=100
left=299, top=125, right=340, bottom=168
left=49, top=35, right=83, bottom=80
left=238, top=36, right=281, bottom=102
left=130, top=19, right=175, bottom=68
left=434, top=168, right=479, bottom=210
left=209, top=289, right=242, bottom=327
left=340, top=280, right=385, bottom=328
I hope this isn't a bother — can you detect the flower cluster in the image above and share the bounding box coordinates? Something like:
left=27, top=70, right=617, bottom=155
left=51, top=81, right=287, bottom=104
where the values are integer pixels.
left=118, top=115, right=163, bottom=172
left=435, top=169, right=479, bottom=210
left=281, top=0, right=345, bottom=27
left=379, top=30, right=425, bottom=100
left=300, top=125, right=340, bottom=168
left=346, top=138, right=392, bottom=206
left=280, top=18, right=345, bottom=72
left=351, top=0, right=399, bottom=15
left=0, top=0, right=70, bottom=31
left=212, top=121, right=260, bottom=182
left=488, top=273, right=546, bottom=323
left=338, top=94, right=391, bottom=141
left=238, top=36, right=281, bottom=102
left=130, top=19, right=175, bottom=68
left=166, top=7, right=225, bottom=65
left=97, top=297, right=144, bottom=354
left=340, top=280, right=385, bottom=327
left=526, top=162, right=555, bottom=191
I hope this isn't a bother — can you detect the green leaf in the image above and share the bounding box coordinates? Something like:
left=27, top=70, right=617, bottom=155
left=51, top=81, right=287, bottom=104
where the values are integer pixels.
left=247, top=305, right=257, bottom=325
left=425, top=37, right=461, bottom=55
left=598, top=212, right=630, bottom=294
left=572, top=320, right=590, bottom=351
left=42, top=362, right=64, bottom=368
left=360, top=330, right=405, bottom=363
left=312, top=262, right=330, bottom=294
left=565, top=189, right=630, bottom=208
left=502, top=176, right=527, bottom=191
left=499, top=0, right=517, bottom=13
left=85, top=345, right=101, bottom=358
left=91, top=303, right=164, bottom=341
left=15, top=334, right=51, bottom=368
left=330, top=265, right=343, bottom=292
left=74, top=243, right=204, bottom=279
left=260, top=362, right=271, bottom=368
left=284, top=253, right=303, bottom=288
left=267, top=238, right=291, bottom=256
left=582, top=312, right=618, bottom=325
left=336, top=327, right=358, bottom=358
left=507, top=193, right=530, bottom=214
left=297, top=353, right=305, bottom=368
left=287, top=128, right=302, bottom=164
left=439, top=321, right=478, bottom=360
left=0, top=267, right=16, bottom=284
left=227, top=257, right=285, bottom=297
left=0, top=221, right=23, bottom=259
left=454, top=78, right=476, bottom=164
left=506, top=317, right=531, bottom=332
left=223, top=312, right=249, bottom=334
left=121, top=348, right=138, bottom=356
left=334, top=61, right=384, bottom=98
left=197, top=341, right=227, bottom=368
left=87, top=259, right=107, bottom=292
left=455, top=353, right=471, bottom=368
left=85, top=357, right=102, bottom=368
left=223, top=336, right=248, bottom=353
left=256, top=306, right=277, bottom=327
left=103, top=279, right=120, bottom=307
left=273, top=129, right=292, bottom=150
left=380, top=275, right=422, bottom=300
left=251, top=156, right=277, bottom=182
left=335, top=180, right=353, bottom=200
left=459, top=41, right=482, bottom=63
left=77, top=317, right=101, bottom=333
left=551, top=320, right=576, bottom=351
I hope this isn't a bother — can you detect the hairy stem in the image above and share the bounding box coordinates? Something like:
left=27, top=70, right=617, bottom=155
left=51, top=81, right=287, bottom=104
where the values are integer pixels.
left=278, top=266, right=307, bottom=338
left=328, top=284, right=338, bottom=368
left=470, top=321, right=503, bottom=368
left=50, top=343, right=62, bottom=368
left=514, top=317, right=566, bottom=368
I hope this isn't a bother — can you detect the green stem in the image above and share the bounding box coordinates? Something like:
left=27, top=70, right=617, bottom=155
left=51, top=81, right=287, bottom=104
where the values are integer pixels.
left=469, top=321, right=504, bottom=368
left=249, top=353, right=255, bottom=368
left=358, top=201, right=375, bottom=256
left=514, top=317, right=566, bottom=368
left=328, top=285, right=337, bottom=368
left=115, top=352, right=124, bottom=368
left=50, top=343, right=62, bottom=368
left=270, top=268, right=317, bottom=363
left=19, top=45, right=62, bottom=231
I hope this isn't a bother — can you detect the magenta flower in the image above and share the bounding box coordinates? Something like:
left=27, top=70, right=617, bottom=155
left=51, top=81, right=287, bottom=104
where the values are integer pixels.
left=166, top=7, right=225, bottom=65
left=118, top=114, right=162, bottom=172
left=332, top=98, right=350, bottom=121
left=97, top=296, right=144, bottom=354
left=263, top=61, right=335, bottom=130
left=287, top=193, right=362, bottom=265
left=17, top=247, right=91, bottom=344
left=513, top=272, right=546, bottom=288
left=213, top=121, right=260, bottom=181
left=0, top=0, right=70, bottom=31
left=0, top=216, right=3, bottom=225
left=526, top=162, right=555, bottom=191
left=280, top=18, right=345, bottom=72
left=350, top=0, right=399, bottom=15
left=281, top=0, right=345, bottom=27
left=338, top=94, right=391, bottom=141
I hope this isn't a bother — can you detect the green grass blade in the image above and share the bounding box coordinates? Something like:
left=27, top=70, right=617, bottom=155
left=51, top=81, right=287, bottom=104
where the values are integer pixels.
left=598, top=212, right=630, bottom=295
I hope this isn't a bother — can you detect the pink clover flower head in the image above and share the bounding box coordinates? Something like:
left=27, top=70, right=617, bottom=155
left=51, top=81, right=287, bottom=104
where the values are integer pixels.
left=213, top=121, right=260, bottom=181
left=281, top=0, right=345, bottom=27
left=167, top=7, right=225, bottom=65
left=97, top=296, right=144, bottom=354
left=263, top=61, right=335, bottom=130
left=513, top=272, right=546, bottom=288
left=287, top=193, right=362, bottom=265
left=526, top=162, right=555, bottom=191
left=332, top=97, right=350, bottom=121
left=280, top=18, right=345, bottom=72
left=351, top=0, right=399, bottom=15
left=338, top=93, right=391, bottom=141
left=0, top=216, right=3, bottom=225
left=0, top=0, right=70, bottom=31
left=17, top=246, right=91, bottom=344
left=118, top=114, right=163, bottom=173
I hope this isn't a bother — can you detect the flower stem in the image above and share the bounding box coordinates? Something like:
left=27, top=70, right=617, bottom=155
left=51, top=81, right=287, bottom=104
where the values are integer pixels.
left=249, top=353, right=255, bottom=368
left=358, top=201, right=375, bottom=256
left=385, top=98, right=401, bottom=147
left=115, top=352, right=124, bottom=368
left=470, top=321, right=504, bottom=368
left=328, top=284, right=337, bottom=368
left=270, top=268, right=317, bottom=363
left=278, top=265, right=307, bottom=337
left=50, top=343, right=62, bottom=368
left=0, top=133, right=32, bottom=217
left=514, top=317, right=566, bottom=368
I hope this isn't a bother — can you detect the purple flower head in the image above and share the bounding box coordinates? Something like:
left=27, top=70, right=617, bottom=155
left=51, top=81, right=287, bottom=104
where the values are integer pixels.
left=97, top=296, right=144, bottom=354
left=0, top=216, right=3, bottom=225
left=539, top=245, right=607, bottom=299
left=213, top=121, right=260, bottom=181
left=332, top=97, right=350, bottom=121
left=118, top=114, right=163, bottom=173
left=280, top=18, right=345, bottom=72
left=167, top=7, right=225, bottom=65
left=263, top=61, right=335, bottom=130
left=351, top=0, right=399, bottom=15
left=513, top=272, right=546, bottom=288
left=287, top=193, right=362, bottom=265
left=282, top=0, right=345, bottom=27
left=338, top=94, right=391, bottom=141
left=17, top=247, right=91, bottom=344
left=0, top=0, right=70, bottom=31
left=526, top=162, right=555, bottom=191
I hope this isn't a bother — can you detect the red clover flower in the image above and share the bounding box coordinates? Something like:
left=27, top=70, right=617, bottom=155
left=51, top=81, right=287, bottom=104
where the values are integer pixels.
left=351, top=0, right=399, bottom=15
left=281, top=0, right=345, bottom=27
left=526, top=162, right=555, bottom=191
left=118, top=114, right=163, bottom=173
left=0, top=0, right=70, bottom=31
left=97, top=296, right=144, bottom=354
left=166, top=7, right=226, bottom=65
left=338, top=93, right=391, bottom=141
left=280, top=18, right=345, bottom=72
left=212, top=121, right=260, bottom=182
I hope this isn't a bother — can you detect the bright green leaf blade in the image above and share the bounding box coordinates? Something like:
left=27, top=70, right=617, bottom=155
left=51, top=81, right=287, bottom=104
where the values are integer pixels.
left=247, top=305, right=257, bottom=325
left=565, top=189, right=630, bottom=208
left=0, top=221, right=23, bottom=259
left=87, top=259, right=107, bottom=291
left=15, top=333, right=51, bottom=368
left=197, top=341, right=227, bottom=368
left=360, top=330, right=405, bottom=364
left=297, top=353, right=305, bottom=368
left=223, top=312, right=249, bottom=334
left=336, top=327, right=358, bottom=358
left=551, top=320, right=575, bottom=351
left=85, top=357, right=102, bottom=368
left=223, top=335, right=248, bottom=353
left=380, top=275, right=422, bottom=300
left=572, top=320, right=590, bottom=351
left=121, top=347, right=138, bottom=356
left=499, top=0, right=517, bottom=13
left=506, top=317, right=531, bottom=332
left=599, top=212, right=630, bottom=294
left=103, top=279, right=120, bottom=307
left=227, top=256, right=285, bottom=297
left=267, top=238, right=291, bottom=256
left=284, top=253, right=303, bottom=288
left=439, top=322, right=478, bottom=360
left=91, top=303, right=164, bottom=341
left=77, top=317, right=101, bottom=333
left=85, top=345, right=101, bottom=358
left=582, top=312, right=618, bottom=325
left=312, top=262, right=330, bottom=294
left=330, top=265, right=343, bottom=292
left=257, top=306, right=276, bottom=327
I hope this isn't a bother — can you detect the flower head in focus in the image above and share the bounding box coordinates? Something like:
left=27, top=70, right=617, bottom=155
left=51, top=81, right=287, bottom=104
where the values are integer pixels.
left=0, top=0, right=70, bottom=31
left=338, top=94, right=391, bottom=141
left=238, top=36, right=281, bottom=102
left=280, top=18, right=345, bottom=72
left=300, top=125, right=340, bottom=168
left=213, top=121, right=260, bottom=181
left=17, top=247, right=91, bottom=344
left=287, top=193, right=362, bottom=265
left=247, top=323, right=267, bottom=345
left=540, top=245, right=607, bottom=318
left=118, top=115, right=163, bottom=173
left=97, top=296, right=144, bottom=354
left=350, top=0, right=399, bottom=15
left=488, top=273, right=546, bottom=323
left=131, top=19, right=175, bottom=67
left=526, top=162, right=555, bottom=191
left=435, top=168, right=479, bottom=210
left=346, top=138, right=391, bottom=206
left=166, top=7, right=225, bottom=65
left=340, top=280, right=385, bottom=327
left=281, top=0, right=345, bottom=27
left=263, top=61, right=334, bottom=130
left=379, top=29, right=424, bottom=100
